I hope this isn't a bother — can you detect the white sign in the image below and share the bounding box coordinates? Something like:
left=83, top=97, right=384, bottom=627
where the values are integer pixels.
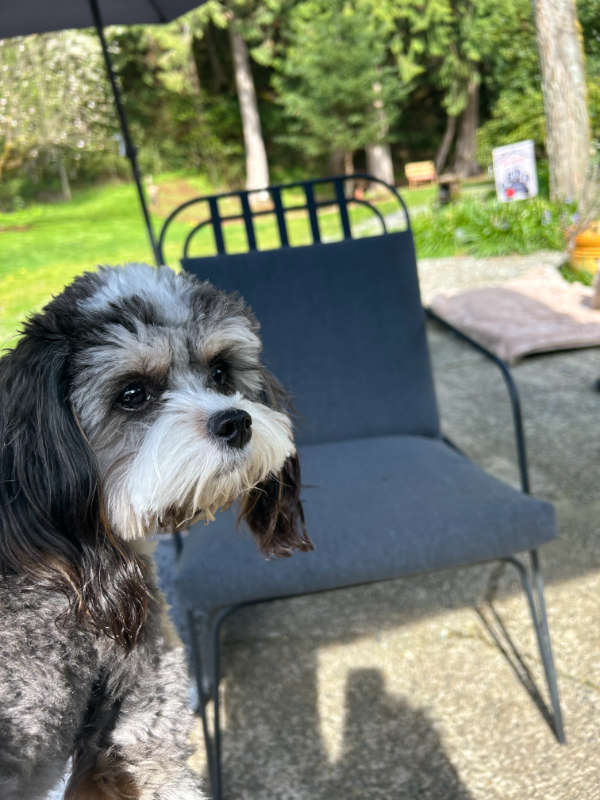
left=492, top=140, right=538, bottom=202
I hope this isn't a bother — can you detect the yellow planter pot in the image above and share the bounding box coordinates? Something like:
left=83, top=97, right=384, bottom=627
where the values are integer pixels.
left=570, top=221, right=600, bottom=275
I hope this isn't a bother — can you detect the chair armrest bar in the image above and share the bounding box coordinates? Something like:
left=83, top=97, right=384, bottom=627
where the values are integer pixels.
left=425, top=308, right=530, bottom=494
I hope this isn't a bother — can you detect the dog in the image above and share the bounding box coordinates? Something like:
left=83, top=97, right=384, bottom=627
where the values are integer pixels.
left=0, top=263, right=312, bottom=800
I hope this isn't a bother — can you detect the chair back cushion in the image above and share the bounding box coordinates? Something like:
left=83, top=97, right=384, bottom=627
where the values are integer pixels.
left=183, top=232, right=439, bottom=445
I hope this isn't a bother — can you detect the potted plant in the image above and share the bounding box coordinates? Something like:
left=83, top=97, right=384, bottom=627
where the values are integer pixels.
left=567, top=144, right=600, bottom=276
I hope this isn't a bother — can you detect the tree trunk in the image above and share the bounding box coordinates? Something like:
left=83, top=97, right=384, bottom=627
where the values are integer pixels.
left=533, top=0, right=591, bottom=202
left=204, top=22, right=227, bottom=93
left=228, top=19, right=269, bottom=201
left=453, top=75, right=480, bottom=178
left=592, top=271, right=600, bottom=310
left=328, top=150, right=346, bottom=175
left=365, top=79, right=395, bottom=185
left=179, top=23, right=202, bottom=98
left=366, top=143, right=395, bottom=185
left=343, top=151, right=354, bottom=176
left=435, top=113, right=457, bottom=174
left=57, top=152, right=71, bottom=202
left=327, top=151, right=355, bottom=194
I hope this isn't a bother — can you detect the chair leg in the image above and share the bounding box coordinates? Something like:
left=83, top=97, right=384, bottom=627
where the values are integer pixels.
left=187, top=607, right=234, bottom=800
left=497, top=551, right=565, bottom=743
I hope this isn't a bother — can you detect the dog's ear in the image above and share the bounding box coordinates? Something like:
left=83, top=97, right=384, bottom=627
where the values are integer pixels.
left=0, top=313, right=147, bottom=648
left=239, top=452, right=313, bottom=558
left=239, top=369, right=313, bottom=558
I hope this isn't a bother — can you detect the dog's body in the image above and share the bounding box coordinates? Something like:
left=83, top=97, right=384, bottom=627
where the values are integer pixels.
left=0, top=264, right=310, bottom=799
left=0, top=550, right=200, bottom=800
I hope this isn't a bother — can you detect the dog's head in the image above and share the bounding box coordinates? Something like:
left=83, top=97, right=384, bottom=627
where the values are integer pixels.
left=0, top=264, right=311, bottom=646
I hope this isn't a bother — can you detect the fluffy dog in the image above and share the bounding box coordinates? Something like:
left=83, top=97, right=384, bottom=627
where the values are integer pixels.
left=0, top=263, right=311, bottom=800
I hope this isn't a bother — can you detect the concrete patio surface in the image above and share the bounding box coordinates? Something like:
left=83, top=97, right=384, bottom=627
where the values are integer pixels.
left=179, top=250, right=600, bottom=800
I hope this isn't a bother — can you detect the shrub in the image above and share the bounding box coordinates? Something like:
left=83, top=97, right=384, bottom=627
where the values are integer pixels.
left=412, top=196, right=573, bottom=258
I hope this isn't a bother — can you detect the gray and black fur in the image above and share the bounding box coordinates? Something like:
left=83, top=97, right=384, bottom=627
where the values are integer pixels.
left=0, top=264, right=311, bottom=799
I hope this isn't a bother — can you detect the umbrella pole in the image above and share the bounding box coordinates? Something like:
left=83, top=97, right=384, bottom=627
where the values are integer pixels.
left=88, top=0, right=160, bottom=265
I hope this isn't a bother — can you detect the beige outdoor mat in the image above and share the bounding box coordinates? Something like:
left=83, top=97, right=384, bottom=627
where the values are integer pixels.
left=428, top=266, right=600, bottom=364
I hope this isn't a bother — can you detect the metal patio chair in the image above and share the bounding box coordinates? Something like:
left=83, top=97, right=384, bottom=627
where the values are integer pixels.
left=158, top=175, right=565, bottom=800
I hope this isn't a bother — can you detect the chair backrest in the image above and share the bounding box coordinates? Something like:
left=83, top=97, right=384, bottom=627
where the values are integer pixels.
left=158, top=175, right=439, bottom=446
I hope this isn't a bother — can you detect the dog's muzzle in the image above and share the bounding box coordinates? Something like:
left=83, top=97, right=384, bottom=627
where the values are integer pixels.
left=208, top=408, right=252, bottom=449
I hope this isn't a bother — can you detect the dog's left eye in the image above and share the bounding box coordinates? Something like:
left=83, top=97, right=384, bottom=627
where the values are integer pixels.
left=209, top=359, right=230, bottom=391
left=116, top=383, right=152, bottom=411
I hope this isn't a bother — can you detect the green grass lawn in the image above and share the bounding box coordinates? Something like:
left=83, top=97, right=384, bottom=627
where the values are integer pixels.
left=0, top=176, right=425, bottom=345
left=0, top=174, right=566, bottom=347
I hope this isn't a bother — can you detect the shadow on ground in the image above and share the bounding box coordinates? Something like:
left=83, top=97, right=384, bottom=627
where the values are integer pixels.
left=219, top=661, right=474, bottom=800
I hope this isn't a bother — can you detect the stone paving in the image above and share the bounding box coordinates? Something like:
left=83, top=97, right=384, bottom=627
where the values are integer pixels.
left=49, top=250, right=600, bottom=799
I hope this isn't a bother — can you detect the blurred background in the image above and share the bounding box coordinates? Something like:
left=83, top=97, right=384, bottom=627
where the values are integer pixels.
left=1, top=0, right=598, bottom=344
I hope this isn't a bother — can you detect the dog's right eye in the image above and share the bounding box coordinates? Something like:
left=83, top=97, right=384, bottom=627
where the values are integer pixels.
left=116, top=383, right=152, bottom=411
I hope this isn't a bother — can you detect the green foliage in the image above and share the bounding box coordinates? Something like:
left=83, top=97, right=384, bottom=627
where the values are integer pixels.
left=578, top=0, right=600, bottom=140
left=0, top=0, right=597, bottom=205
left=578, top=0, right=600, bottom=63
left=412, top=196, right=572, bottom=257
left=559, top=261, right=594, bottom=286
left=476, top=0, right=599, bottom=165
left=273, top=0, right=403, bottom=158
left=472, top=0, right=569, bottom=171
left=477, top=87, right=546, bottom=166
left=0, top=32, right=116, bottom=197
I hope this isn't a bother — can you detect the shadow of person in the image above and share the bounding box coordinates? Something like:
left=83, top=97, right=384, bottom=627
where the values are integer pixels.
left=318, top=669, right=473, bottom=800
left=218, top=635, right=474, bottom=800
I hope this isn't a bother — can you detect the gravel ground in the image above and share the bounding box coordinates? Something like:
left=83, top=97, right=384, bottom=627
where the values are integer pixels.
left=417, top=250, right=568, bottom=304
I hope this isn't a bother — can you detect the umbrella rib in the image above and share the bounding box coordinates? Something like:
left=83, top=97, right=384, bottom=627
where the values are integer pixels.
left=147, top=0, right=169, bottom=23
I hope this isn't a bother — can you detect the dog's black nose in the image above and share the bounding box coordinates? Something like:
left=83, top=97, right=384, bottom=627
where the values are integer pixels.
left=208, top=409, right=252, bottom=449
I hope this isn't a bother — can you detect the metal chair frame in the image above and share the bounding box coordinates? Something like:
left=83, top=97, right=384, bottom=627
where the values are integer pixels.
left=187, top=547, right=564, bottom=800
left=159, top=175, right=565, bottom=800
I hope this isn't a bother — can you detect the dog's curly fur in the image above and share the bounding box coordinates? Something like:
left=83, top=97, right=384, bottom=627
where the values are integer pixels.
left=0, top=264, right=311, bottom=799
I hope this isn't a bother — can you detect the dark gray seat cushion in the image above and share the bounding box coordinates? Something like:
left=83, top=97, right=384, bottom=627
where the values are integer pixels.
left=176, top=435, right=556, bottom=612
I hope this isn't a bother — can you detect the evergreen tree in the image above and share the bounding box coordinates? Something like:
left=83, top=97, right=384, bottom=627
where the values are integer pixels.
left=273, top=0, right=403, bottom=173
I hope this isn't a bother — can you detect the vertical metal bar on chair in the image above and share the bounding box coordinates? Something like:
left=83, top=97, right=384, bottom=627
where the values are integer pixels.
left=187, top=611, right=216, bottom=789
left=270, top=186, right=289, bottom=247
left=88, top=0, right=160, bottom=265
left=335, top=178, right=352, bottom=240
left=211, top=613, right=225, bottom=800
left=208, top=197, right=226, bottom=254
left=505, top=554, right=565, bottom=743
left=304, top=183, right=321, bottom=244
left=529, top=550, right=565, bottom=742
left=240, top=193, right=257, bottom=251
left=424, top=309, right=531, bottom=495
left=187, top=606, right=234, bottom=800
left=206, top=607, right=233, bottom=800
left=172, top=530, right=183, bottom=558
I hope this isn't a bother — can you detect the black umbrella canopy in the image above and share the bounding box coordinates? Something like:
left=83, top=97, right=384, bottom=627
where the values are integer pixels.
left=3, top=0, right=205, bottom=39
left=3, top=0, right=210, bottom=263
